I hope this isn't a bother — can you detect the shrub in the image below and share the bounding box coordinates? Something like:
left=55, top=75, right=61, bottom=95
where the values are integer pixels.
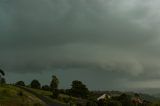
left=15, top=81, right=25, bottom=86
left=17, top=91, right=24, bottom=96
left=52, top=89, right=59, bottom=98
left=58, top=89, right=65, bottom=94
left=42, top=85, right=50, bottom=91
left=108, top=101, right=122, bottom=106
left=30, top=80, right=41, bottom=89
left=97, top=99, right=108, bottom=106
left=0, top=78, right=6, bottom=84
left=86, top=101, right=98, bottom=106
left=69, top=80, right=89, bottom=98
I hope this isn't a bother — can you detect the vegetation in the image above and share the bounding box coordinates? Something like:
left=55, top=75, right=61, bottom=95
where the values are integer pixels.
left=31, top=80, right=41, bottom=89
left=15, top=81, right=25, bottom=86
left=0, top=69, right=5, bottom=76
left=0, top=85, right=45, bottom=106
left=28, top=87, right=71, bottom=105
left=42, top=85, right=50, bottom=91
left=86, top=101, right=98, bottom=106
left=50, top=75, right=59, bottom=90
left=68, top=80, right=89, bottom=98
left=50, top=75, right=59, bottom=98
left=2, top=70, right=160, bottom=106
left=0, top=78, right=6, bottom=84
left=0, top=69, right=5, bottom=84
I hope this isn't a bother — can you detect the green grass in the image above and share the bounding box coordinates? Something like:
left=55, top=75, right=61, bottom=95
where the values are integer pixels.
left=29, top=88, right=52, bottom=96
left=0, top=85, right=46, bottom=106
left=28, top=88, right=67, bottom=104
left=28, top=88, right=78, bottom=105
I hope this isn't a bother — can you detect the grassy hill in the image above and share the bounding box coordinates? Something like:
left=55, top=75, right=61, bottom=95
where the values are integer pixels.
left=28, top=87, right=78, bottom=105
left=29, top=88, right=160, bottom=106
left=0, top=85, right=46, bottom=106
left=2, top=84, right=160, bottom=106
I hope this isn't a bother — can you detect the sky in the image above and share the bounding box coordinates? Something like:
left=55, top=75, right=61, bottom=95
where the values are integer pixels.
left=1, top=0, right=160, bottom=90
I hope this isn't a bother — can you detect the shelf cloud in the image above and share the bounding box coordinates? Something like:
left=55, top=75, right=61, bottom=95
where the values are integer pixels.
left=1, top=0, right=160, bottom=89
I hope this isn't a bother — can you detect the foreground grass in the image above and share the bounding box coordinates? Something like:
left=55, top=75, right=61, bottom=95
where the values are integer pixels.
left=0, top=85, right=46, bottom=106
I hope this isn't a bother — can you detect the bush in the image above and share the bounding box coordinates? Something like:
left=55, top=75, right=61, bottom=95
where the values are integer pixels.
left=42, top=85, right=50, bottom=91
left=31, top=80, right=41, bottom=89
left=0, top=78, right=6, bottom=84
left=69, top=80, right=89, bottom=98
left=97, top=99, right=108, bottom=106
left=1, top=89, right=11, bottom=97
left=52, top=89, right=59, bottom=98
left=17, top=91, right=24, bottom=96
left=58, top=89, right=65, bottom=94
left=86, top=101, right=98, bottom=106
left=15, top=81, right=25, bottom=86
left=108, top=101, right=122, bottom=106
left=57, top=96, right=70, bottom=103
left=65, top=89, right=71, bottom=95
left=2, top=89, right=8, bottom=95
left=76, top=103, right=83, bottom=106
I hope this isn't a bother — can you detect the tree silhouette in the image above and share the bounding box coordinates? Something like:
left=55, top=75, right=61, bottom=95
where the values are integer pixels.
left=50, top=75, right=59, bottom=98
left=50, top=75, right=59, bottom=90
left=15, top=81, right=25, bottom=86
left=0, top=69, right=5, bottom=84
left=0, top=69, right=5, bottom=76
left=70, top=80, right=89, bottom=98
left=31, top=80, right=41, bottom=89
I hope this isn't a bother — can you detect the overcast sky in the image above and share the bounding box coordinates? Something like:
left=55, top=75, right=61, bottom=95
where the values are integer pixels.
left=1, top=0, right=160, bottom=90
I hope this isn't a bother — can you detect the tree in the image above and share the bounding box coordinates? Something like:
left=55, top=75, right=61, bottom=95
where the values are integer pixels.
left=42, top=85, right=50, bottom=91
left=1, top=78, right=6, bottom=84
left=52, top=89, right=59, bottom=98
left=118, top=93, right=133, bottom=106
left=15, top=81, right=25, bottom=86
left=50, top=75, right=59, bottom=98
left=0, top=69, right=5, bottom=84
left=50, top=75, right=59, bottom=91
left=31, top=80, right=41, bottom=89
left=70, top=80, right=89, bottom=98
left=97, top=99, right=107, bottom=106
left=0, top=69, right=5, bottom=76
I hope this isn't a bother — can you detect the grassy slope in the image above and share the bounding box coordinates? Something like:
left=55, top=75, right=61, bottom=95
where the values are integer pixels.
left=29, top=88, right=78, bottom=105
left=29, top=88, right=67, bottom=104
left=18, top=87, right=160, bottom=106
left=0, top=85, right=46, bottom=106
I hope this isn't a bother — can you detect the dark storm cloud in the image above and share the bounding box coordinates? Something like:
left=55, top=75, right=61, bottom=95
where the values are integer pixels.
left=1, top=0, right=160, bottom=88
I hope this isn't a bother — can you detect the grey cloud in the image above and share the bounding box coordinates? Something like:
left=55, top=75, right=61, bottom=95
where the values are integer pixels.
left=1, top=0, right=160, bottom=89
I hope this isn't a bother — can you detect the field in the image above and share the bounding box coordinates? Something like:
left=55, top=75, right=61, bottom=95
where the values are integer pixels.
left=0, top=85, right=46, bottom=106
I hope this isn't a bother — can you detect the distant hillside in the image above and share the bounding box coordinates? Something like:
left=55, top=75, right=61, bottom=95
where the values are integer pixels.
left=126, top=92, right=158, bottom=101
left=132, top=88, right=160, bottom=98
left=93, top=90, right=158, bottom=101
